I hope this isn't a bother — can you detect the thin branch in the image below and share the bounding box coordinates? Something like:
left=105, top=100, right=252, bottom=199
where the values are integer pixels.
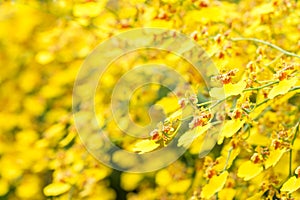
left=264, top=53, right=284, bottom=68
left=231, top=37, right=300, bottom=59
left=197, top=100, right=214, bottom=107
left=291, top=121, right=300, bottom=146
left=223, top=147, right=233, bottom=172
left=243, top=81, right=279, bottom=92
left=289, top=86, right=300, bottom=92
left=289, top=121, right=300, bottom=177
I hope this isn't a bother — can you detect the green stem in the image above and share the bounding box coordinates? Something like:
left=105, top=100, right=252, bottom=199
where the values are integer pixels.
left=289, top=86, right=300, bottom=92
left=208, top=96, right=231, bottom=110
left=223, top=147, right=233, bottom=171
left=243, top=81, right=279, bottom=92
left=242, top=124, right=251, bottom=140
left=289, top=121, right=300, bottom=177
left=208, top=79, right=282, bottom=109
left=206, top=80, right=279, bottom=112
left=289, top=149, right=292, bottom=177
left=197, top=100, right=214, bottom=107
left=264, top=53, right=284, bottom=67
left=68, top=185, right=75, bottom=200
left=291, top=121, right=300, bottom=145
left=255, top=98, right=270, bottom=108
left=245, top=83, right=299, bottom=114
left=231, top=37, right=300, bottom=59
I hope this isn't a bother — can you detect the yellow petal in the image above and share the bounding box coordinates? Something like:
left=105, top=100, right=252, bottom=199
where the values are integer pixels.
left=224, top=80, right=247, bottom=97
left=121, top=173, right=143, bottom=191
left=210, top=80, right=247, bottom=99
left=218, top=188, right=236, bottom=200
left=246, top=128, right=270, bottom=146
left=0, top=179, right=9, bottom=196
left=44, top=124, right=65, bottom=139
left=209, top=87, right=225, bottom=100
left=167, top=179, right=191, bottom=194
left=251, top=3, right=274, bottom=15
left=73, top=2, right=106, bottom=18
left=35, top=51, right=54, bottom=65
left=112, top=151, right=139, bottom=169
left=43, top=182, right=71, bottom=196
left=237, top=161, right=263, bottom=181
left=201, top=171, right=228, bottom=199
left=178, top=124, right=211, bottom=148
left=156, top=169, right=172, bottom=186
left=268, top=77, right=298, bottom=99
left=16, top=175, right=40, bottom=199
left=189, top=131, right=207, bottom=155
left=215, top=146, right=240, bottom=171
left=264, top=149, right=286, bottom=169
left=132, top=139, right=160, bottom=154
left=59, top=131, right=76, bottom=147
left=220, top=119, right=245, bottom=138
left=246, top=192, right=263, bottom=200
left=184, top=7, right=228, bottom=24
left=164, top=109, right=183, bottom=123
left=281, top=176, right=300, bottom=193
left=154, top=96, right=180, bottom=114
left=85, top=168, right=109, bottom=182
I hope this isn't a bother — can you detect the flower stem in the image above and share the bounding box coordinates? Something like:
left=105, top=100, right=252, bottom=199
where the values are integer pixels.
left=243, top=81, right=279, bottom=92
left=289, top=121, right=300, bottom=177
left=231, top=37, right=300, bottom=59
left=223, top=147, right=233, bottom=172
left=289, top=86, right=300, bottom=92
